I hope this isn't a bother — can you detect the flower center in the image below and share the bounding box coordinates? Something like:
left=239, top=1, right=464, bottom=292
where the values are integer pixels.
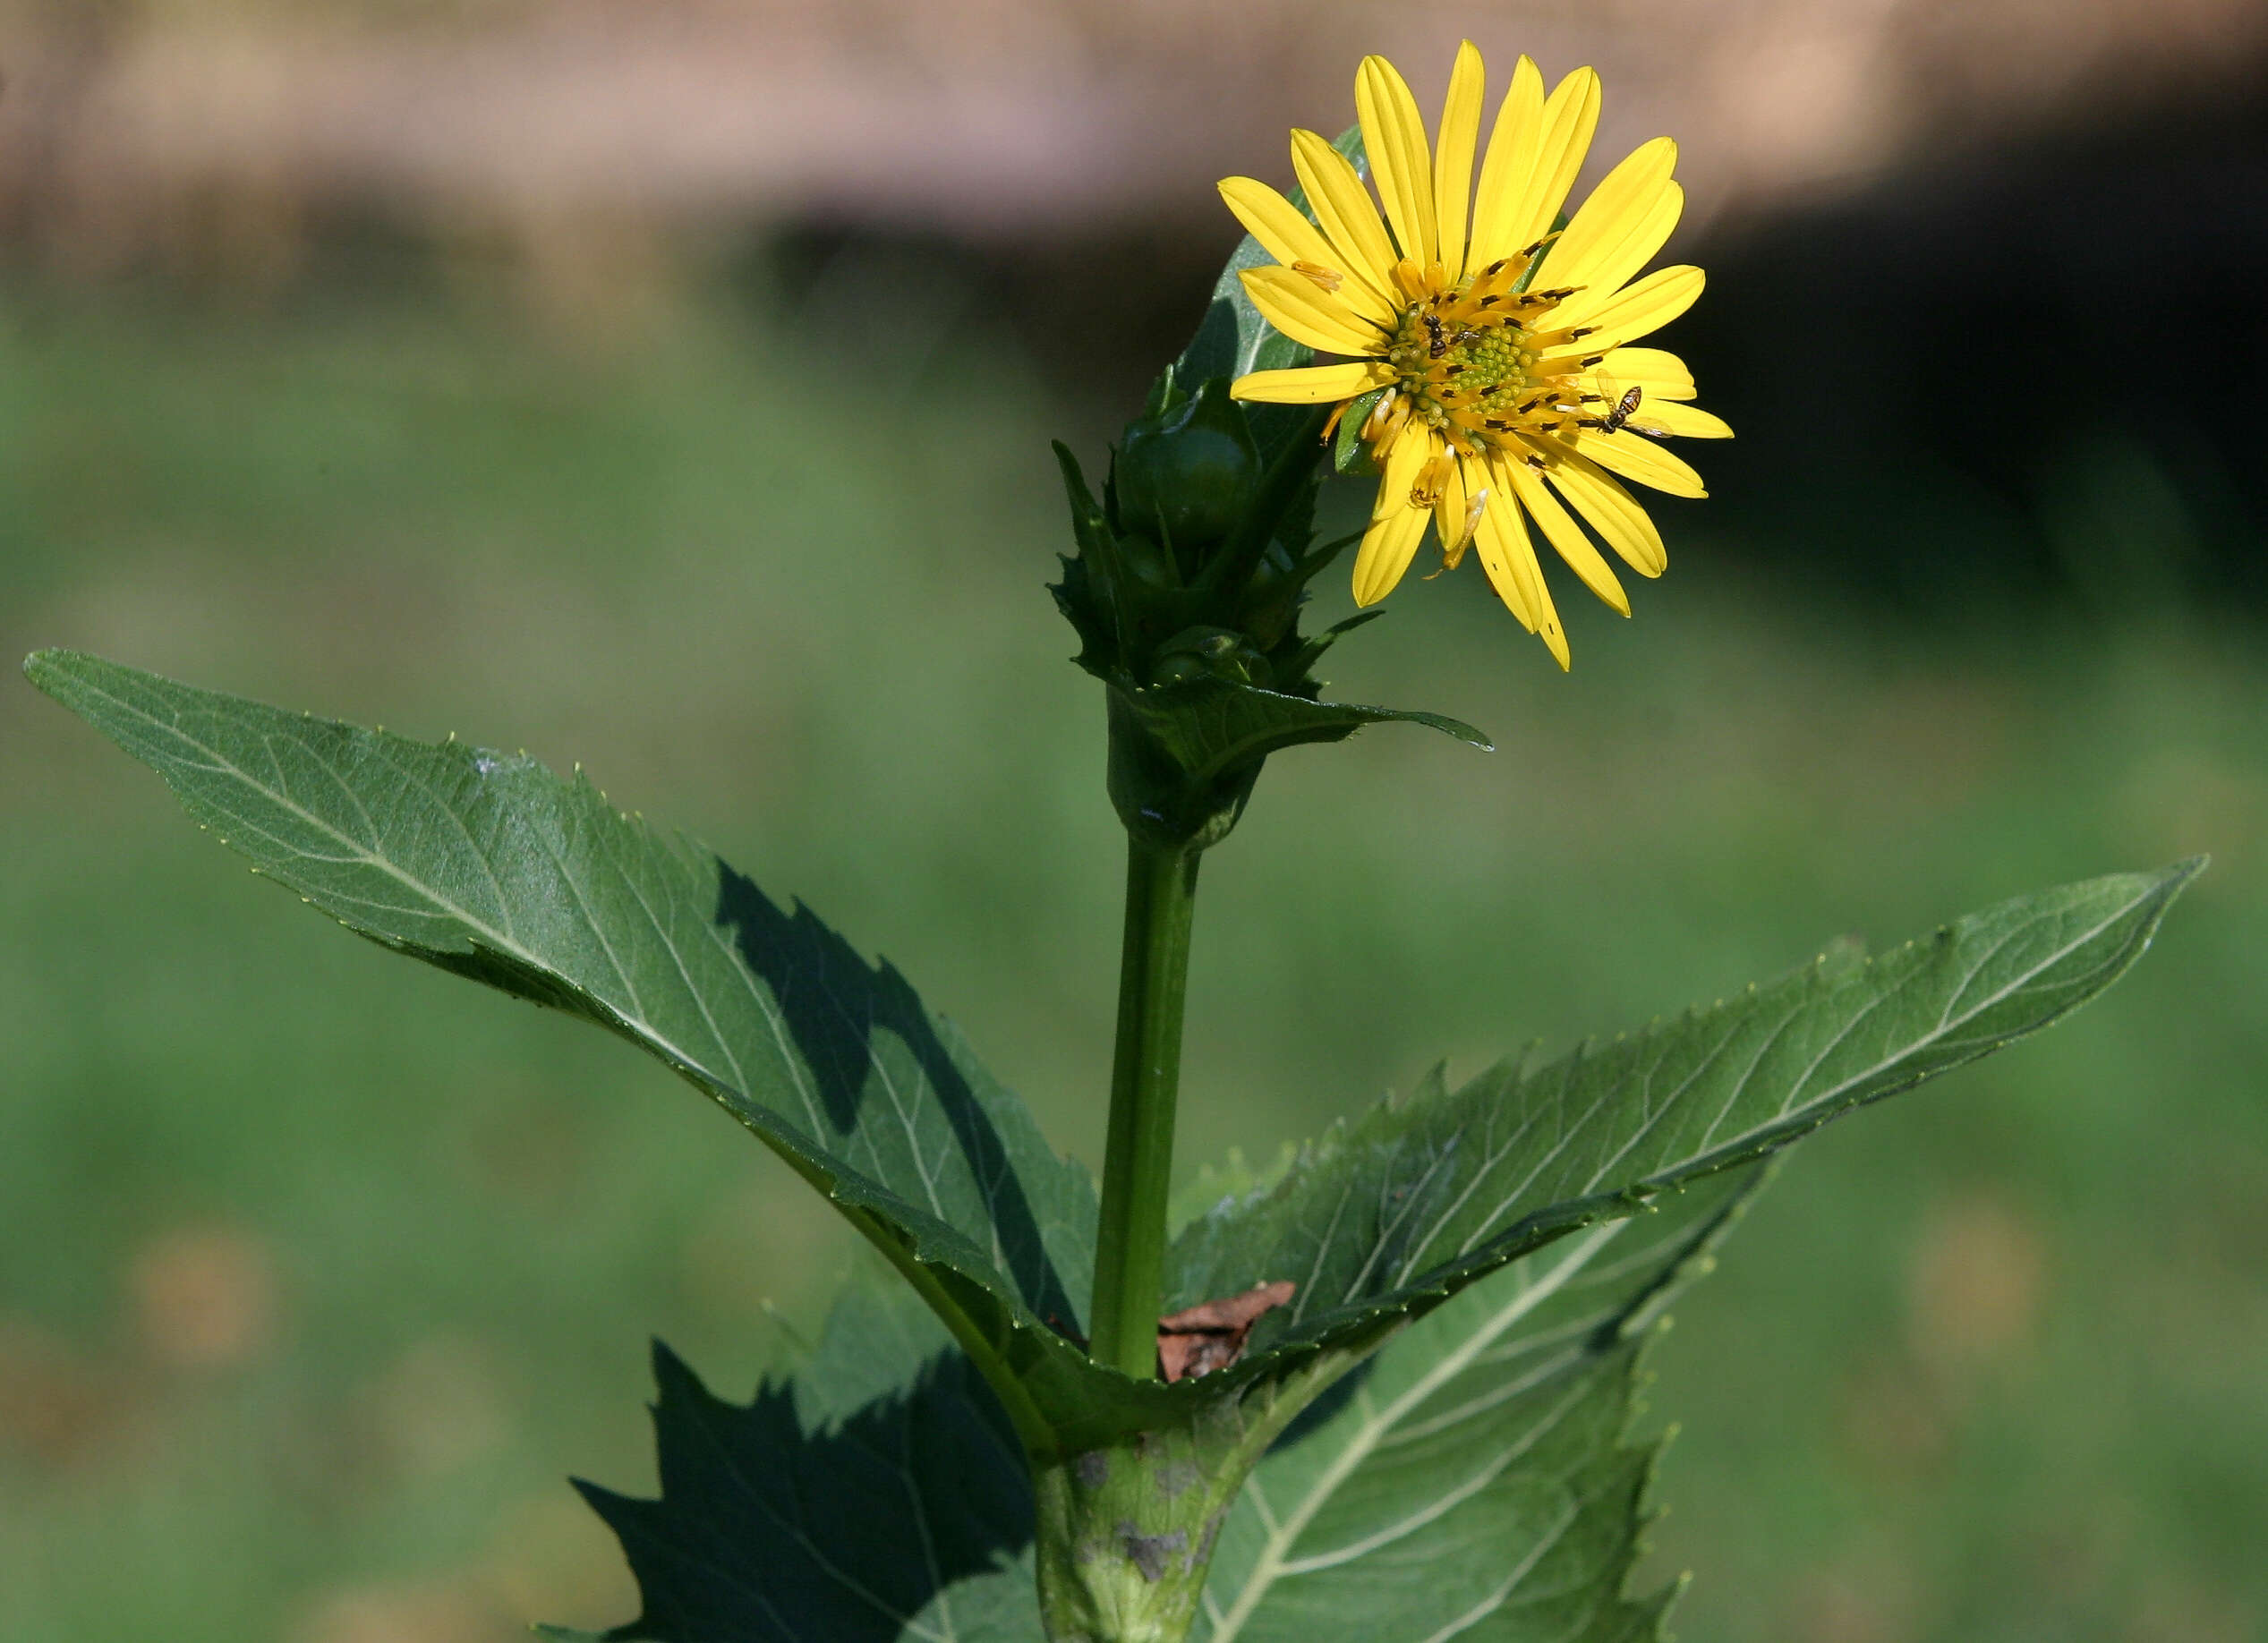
left=1361, top=241, right=1605, bottom=464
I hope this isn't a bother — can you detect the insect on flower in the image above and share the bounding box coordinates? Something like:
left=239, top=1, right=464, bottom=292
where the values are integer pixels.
left=1218, top=43, right=1735, bottom=667
left=1585, top=372, right=1673, bottom=440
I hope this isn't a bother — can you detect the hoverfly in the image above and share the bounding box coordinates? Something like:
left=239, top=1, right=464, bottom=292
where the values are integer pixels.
left=1584, top=371, right=1673, bottom=439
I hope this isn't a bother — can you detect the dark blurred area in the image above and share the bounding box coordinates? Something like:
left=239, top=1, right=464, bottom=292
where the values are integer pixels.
left=3, top=2, right=2265, bottom=1641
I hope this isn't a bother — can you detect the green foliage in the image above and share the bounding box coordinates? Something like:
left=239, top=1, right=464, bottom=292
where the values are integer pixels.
left=1172, top=126, right=1378, bottom=479
left=558, top=1170, right=1766, bottom=1643
left=1329, top=388, right=1386, bottom=479
left=1196, top=1165, right=1770, bottom=1643
left=1104, top=678, right=1488, bottom=849
left=23, top=642, right=2198, bottom=1643
left=1046, top=128, right=1475, bottom=860
left=1053, top=422, right=1477, bottom=855
left=1113, top=677, right=1488, bottom=781
left=564, top=1276, right=1043, bottom=1643
left=21, top=648, right=1109, bottom=1453
left=1116, top=381, right=1262, bottom=560
left=1172, top=862, right=2201, bottom=1387
left=5, top=284, right=2250, bottom=1643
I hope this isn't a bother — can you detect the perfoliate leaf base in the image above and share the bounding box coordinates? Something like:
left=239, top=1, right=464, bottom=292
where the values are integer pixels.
left=1030, top=1351, right=1351, bottom=1643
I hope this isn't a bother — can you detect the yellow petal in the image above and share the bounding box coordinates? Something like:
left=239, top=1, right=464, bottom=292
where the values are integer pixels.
left=1539, top=137, right=1678, bottom=300
left=1357, top=55, right=1438, bottom=267
left=1627, top=399, right=1733, bottom=438
left=1290, top=129, right=1402, bottom=302
left=1351, top=429, right=1435, bottom=605
left=1597, top=345, right=1696, bottom=400
left=1469, top=489, right=1536, bottom=628
left=1431, top=443, right=1471, bottom=558
left=1474, top=489, right=1569, bottom=665
left=1353, top=504, right=1432, bottom=608
left=1559, top=182, right=1683, bottom=321
left=1433, top=42, right=1486, bottom=283
left=1450, top=451, right=1496, bottom=569
left=1504, top=455, right=1633, bottom=613
left=1467, top=55, right=1543, bottom=272
left=1240, top=266, right=1390, bottom=356
left=1546, top=455, right=1668, bottom=576
left=1215, top=178, right=1400, bottom=328
left=1510, top=68, right=1603, bottom=259
left=1573, top=427, right=1710, bottom=497
left=1541, top=264, right=1704, bottom=353
left=1232, top=361, right=1394, bottom=404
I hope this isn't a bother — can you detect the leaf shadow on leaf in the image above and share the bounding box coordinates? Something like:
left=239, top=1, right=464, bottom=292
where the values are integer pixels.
left=575, top=1335, right=1037, bottom=1643
left=712, top=864, right=1086, bottom=1335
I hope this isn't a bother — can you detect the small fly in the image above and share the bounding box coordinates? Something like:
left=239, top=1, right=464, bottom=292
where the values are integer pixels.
left=1596, top=383, right=1644, bottom=433
left=1586, top=372, right=1672, bottom=439
left=1423, top=312, right=1484, bottom=360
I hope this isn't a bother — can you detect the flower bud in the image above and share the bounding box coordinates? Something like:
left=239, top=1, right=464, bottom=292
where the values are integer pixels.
left=1115, top=379, right=1259, bottom=553
left=1154, top=626, right=1275, bottom=690
left=1115, top=532, right=1179, bottom=590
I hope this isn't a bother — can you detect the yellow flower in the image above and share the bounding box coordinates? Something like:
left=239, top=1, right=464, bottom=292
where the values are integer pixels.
left=1221, top=44, right=1732, bottom=668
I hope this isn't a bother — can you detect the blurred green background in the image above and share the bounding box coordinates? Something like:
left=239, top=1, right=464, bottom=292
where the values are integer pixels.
left=3, top=4, right=2265, bottom=1641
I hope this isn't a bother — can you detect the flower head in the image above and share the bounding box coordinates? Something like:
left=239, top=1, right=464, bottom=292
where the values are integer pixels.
left=1221, top=44, right=1732, bottom=668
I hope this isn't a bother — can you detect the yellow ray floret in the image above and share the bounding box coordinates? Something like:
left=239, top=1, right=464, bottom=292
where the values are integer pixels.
left=1289, top=131, right=1399, bottom=297
left=1432, top=44, right=1485, bottom=283
left=1237, top=266, right=1388, bottom=356
left=1357, top=55, right=1441, bottom=269
left=1595, top=346, right=1698, bottom=400
left=1222, top=42, right=1730, bottom=668
left=1540, top=137, right=1679, bottom=298
left=1506, top=458, right=1632, bottom=613
left=1351, top=429, right=1436, bottom=606
left=1234, top=362, right=1396, bottom=404
left=1216, top=177, right=1399, bottom=328
left=1544, top=265, right=1706, bottom=349
left=1572, top=427, right=1710, bottom=498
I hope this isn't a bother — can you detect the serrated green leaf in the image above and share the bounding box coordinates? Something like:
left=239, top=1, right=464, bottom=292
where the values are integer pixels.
left=569, top=1172, right=1761, bottom=1643
left=1194, top=1164, right=1769, bottom=1643
left=1118, top=676, right=1492, bottom=796
left=22, top=649, right=1113, bottom=1451
left=1172, top=862, right=2200, bottom=1385
left=1168, top=1143, right=1301, bottom=1235
left=574, top=1274, right=1044, bottom=1643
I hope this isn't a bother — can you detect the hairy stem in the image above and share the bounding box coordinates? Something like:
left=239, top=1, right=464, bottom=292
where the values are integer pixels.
left=1088, top=836, right=1200, bottom=1377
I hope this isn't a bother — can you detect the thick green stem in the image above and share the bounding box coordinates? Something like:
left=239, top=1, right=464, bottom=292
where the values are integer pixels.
left=1031, top=1331, right=1360, bottom=1642
left=1088, top=836, right=1200, bottom=1378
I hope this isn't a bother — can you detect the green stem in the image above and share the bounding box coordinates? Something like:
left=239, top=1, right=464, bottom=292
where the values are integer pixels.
left=1088, top=835, right=1200, bottom=1378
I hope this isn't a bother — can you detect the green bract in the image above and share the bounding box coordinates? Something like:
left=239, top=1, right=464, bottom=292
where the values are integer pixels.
left=1117, top=382, right=1262, bottom=559
left=1041, top=126, right=1505, bottom=859
left=1051, top=409, right=1483, bottom=855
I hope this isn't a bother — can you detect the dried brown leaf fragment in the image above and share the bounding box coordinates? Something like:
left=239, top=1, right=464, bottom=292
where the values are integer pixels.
left=1155, top=1281, right=1295, bottom=1382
